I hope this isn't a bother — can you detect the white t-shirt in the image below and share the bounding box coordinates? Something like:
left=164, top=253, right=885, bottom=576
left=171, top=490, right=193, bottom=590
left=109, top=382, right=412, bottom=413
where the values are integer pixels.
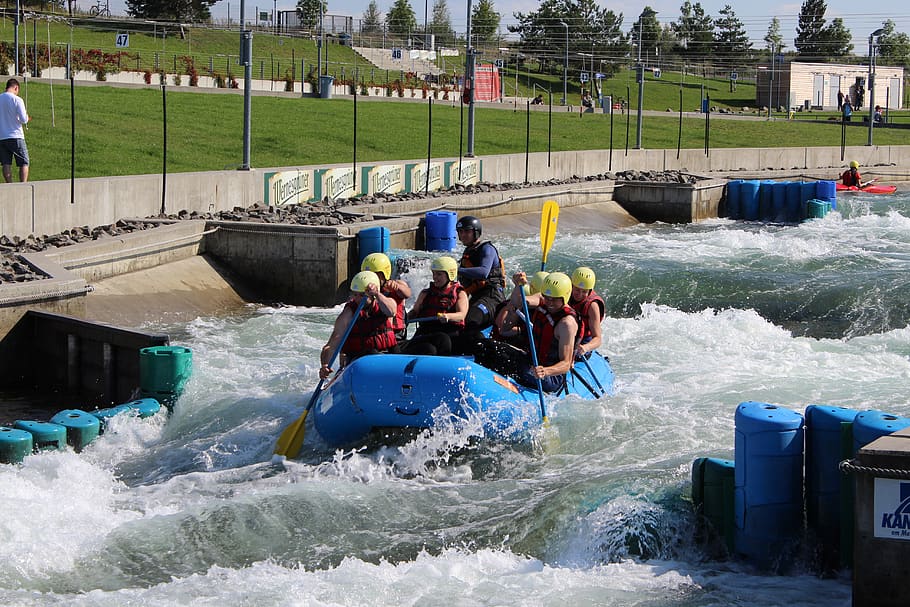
left=0, top=91, right=28, bottom=140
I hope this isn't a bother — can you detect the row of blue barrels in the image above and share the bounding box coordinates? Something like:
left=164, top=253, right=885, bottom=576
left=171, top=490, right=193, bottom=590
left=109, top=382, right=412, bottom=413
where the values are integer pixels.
left=691, top=402, right=910, bottom=572
left=357, top=211, right=460, bottom=263
left=726, top=179, right=837, bottom=223
left=0, top=398, right=163, bottom=464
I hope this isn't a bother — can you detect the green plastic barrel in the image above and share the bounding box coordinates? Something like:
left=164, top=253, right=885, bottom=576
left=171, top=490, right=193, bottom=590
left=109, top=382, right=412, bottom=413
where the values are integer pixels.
left=0, top=426, right=33, bottom=464
left=139, top=346, right=193, bottom=395
left=123, top=398, right=162, bottom=418
left=90, top=404, right=135, bottom=433
left=13, top=420, right=67, bottom=452
left=50, top=410, right=101, bottom=452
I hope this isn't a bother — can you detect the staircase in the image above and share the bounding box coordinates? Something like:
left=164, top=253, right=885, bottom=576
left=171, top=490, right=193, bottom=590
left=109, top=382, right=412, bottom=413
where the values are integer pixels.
left=353, top=46, right=444, bottom=78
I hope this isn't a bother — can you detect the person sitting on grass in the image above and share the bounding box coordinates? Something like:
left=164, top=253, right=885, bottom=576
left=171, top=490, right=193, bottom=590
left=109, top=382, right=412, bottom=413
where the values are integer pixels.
left=401, top=256, right=468, bottom=356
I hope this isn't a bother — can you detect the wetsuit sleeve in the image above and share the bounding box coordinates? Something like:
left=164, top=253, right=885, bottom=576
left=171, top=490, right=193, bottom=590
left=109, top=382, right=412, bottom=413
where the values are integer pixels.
left=458, top=243, right=497, bottom=281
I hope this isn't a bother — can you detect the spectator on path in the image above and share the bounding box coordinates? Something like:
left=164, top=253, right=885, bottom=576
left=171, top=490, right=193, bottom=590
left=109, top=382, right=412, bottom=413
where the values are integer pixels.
left=0, top=78, right=30, bottom=183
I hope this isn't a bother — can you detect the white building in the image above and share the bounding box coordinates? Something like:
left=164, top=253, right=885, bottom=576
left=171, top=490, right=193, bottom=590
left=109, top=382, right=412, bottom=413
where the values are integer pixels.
left=756, top=61, right=904, bottom=111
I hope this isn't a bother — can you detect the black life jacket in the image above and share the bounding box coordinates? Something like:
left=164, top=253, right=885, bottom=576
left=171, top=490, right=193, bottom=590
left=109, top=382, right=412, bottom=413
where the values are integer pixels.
left=459, top=240, right=505, bottom=297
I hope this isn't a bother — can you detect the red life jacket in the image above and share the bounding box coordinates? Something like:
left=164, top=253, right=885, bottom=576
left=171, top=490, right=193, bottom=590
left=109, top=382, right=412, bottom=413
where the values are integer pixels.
left=571, top=290, right=605, bottom=345
left=419, top=280, right=465, bottom=329
left=531, top=304, right=577, bottom=366
left=842, top=168, right=862, bottom=187
left=342, top=298, right=397, bottom=355
left=382, top=281, right=407, bottom=337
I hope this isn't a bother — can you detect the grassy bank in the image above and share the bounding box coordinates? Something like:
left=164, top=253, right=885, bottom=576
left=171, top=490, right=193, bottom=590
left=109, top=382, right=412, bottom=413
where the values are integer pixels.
left=19, top=81, right=908, bottom=182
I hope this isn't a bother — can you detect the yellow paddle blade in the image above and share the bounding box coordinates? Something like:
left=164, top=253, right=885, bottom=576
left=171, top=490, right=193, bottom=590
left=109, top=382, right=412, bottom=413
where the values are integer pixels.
left=540, top=200, right=560, bottom=267
left=273, top=410, right=310, bottom=459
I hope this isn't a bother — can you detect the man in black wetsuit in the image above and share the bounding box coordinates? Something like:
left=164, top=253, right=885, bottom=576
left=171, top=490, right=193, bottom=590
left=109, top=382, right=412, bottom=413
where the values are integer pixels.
left=454, top=215, right=506, bottom=351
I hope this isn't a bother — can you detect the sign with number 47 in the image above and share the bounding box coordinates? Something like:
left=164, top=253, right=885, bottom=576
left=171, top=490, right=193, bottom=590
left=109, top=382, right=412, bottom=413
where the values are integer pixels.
left=115, top=33, right=129, bottom=48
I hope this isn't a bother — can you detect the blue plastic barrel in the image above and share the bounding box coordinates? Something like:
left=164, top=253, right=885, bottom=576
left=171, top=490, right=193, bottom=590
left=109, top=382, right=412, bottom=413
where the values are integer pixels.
left=853, top=410, right=910, bottom=453
left=50, top=409, right=101, bottom=452
left=805, top=404, right=857, bottom=564
left=785, top=181, right=802, bottom=222
left=726, top=179, right=743, bottom=219
left=799, top=181, right=817, bottom=220
left=91, top=404, right=135, bottom=433
left=770, top=181, right=789, bottom=223
left=0, top=426, right=33, bottom=464
left=740, top=180, right=761, bottom=221
left=816, top=180, right=837, bottom=210
left=758, top=180, right=776, bottom=221
left=425, top=211, right=458, bottom=252
left=357, top=226, right=390, bottom=264
left=13, top=420, right=67, bottom=452
left=123, top=398, right=162, bottom=418
left=734, top=401, right=805, bottom=570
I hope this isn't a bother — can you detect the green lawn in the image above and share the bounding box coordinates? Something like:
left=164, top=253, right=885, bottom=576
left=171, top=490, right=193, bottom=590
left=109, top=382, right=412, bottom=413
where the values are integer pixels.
left=21, top=80, right=909, bottom=182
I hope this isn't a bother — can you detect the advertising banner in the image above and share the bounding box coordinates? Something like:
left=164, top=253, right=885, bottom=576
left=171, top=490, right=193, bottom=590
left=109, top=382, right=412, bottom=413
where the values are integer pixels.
left=263, top=170, right=314, bottom=206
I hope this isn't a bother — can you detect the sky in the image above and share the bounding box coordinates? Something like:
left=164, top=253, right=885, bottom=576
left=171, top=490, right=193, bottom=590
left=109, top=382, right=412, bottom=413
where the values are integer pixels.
left=95, top=0, right=910, bottom=51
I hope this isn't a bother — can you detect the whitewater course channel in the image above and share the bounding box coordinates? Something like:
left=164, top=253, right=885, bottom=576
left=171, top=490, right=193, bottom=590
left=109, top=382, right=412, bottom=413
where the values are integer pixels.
left=0, top=171, right=909, bottom=605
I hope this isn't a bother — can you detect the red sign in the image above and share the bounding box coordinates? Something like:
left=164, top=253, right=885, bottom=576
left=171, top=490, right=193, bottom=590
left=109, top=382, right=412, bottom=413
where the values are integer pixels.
left=471, top=65, right=501, bottom=102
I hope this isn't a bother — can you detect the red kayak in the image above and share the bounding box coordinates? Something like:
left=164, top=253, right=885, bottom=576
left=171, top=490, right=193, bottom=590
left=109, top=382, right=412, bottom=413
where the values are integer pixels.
left=836, top=183, right=897, bottom=194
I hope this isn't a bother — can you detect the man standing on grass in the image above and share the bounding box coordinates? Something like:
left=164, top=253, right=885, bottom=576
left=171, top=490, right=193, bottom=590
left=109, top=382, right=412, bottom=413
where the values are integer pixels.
left=1, top=78, right=31, bottom=183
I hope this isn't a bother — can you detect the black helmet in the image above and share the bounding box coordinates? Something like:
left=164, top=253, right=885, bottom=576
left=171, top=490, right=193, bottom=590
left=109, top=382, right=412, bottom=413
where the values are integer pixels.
left=456, top=215, right=482, bottom=236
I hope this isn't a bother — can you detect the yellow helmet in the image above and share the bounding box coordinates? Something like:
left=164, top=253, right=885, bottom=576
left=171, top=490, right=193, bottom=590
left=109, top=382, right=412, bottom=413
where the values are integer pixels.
left=572, top=266, right=596, bottom=291
left=849, top=160, right=859, bottom=169
left=350, top=270, right=380, bottom=293
left=528, top=271, right=550, bottom=295
left=430, top=256, right=458, bottom=282
left=361, top=253, right=392, bottom=281
left=540, top=272, right=572, bottom=302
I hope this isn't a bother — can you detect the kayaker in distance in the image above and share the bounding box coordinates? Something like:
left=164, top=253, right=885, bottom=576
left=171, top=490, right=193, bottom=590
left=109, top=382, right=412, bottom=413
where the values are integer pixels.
left=401, top=256, right=468, bottom=356
left=474, top=272, right=579, bottom=393
left=841, top=160, right=868, bottom=188
left=318, top=271, right=398, bottom=378
left=360, top=252, right=411, bottom=341
left=568, top=267, right=605, bottom=359
left=455, top=215, right=507, bottom=351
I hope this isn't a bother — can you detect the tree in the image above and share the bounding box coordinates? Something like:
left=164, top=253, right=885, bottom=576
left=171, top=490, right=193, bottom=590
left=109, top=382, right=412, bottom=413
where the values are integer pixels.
left=386, top=0, right=417, bottom=38
left=794, top=0, right=828, bottom=59
left=509, top=0, right=627, bottom=78
left=126, top=0, right=218, bottom=21
left=713, top=4, right=751, bottom=66
left=430, top=0, right=453, bottom=42
left=296, top=0, right=327, bottom=31
left=362, top=1, right=383, bottom=34
left=471, top=0, right=501, bottom=43
left=764, top=17, right=784, bottom=52
left=631, top=6, right=661, bottom=64
left=821, top=17, right=852, bottom=58
left=672, top=1, right=713, bottom=59
left=876, top=20, right=910, bottom=68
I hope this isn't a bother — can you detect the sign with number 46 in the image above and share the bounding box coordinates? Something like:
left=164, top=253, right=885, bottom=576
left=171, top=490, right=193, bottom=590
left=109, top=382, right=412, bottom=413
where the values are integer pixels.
left=115, top=33, right=129, bottom=48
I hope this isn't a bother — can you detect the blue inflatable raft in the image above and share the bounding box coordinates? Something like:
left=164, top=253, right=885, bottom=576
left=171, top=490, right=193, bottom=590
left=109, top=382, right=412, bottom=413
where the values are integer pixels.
left=312, top=352, right=614, bottom=447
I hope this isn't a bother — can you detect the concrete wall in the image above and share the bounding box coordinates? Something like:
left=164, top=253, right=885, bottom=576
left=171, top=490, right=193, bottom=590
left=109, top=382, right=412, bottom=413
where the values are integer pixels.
left=614, top=179, right=727, bottom=223
left=3, top=145, right=909, bottom=241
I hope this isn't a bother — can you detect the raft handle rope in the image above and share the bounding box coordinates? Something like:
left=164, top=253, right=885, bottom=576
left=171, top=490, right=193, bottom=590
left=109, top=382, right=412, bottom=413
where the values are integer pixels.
left=839, top=459, right=910, bottom=479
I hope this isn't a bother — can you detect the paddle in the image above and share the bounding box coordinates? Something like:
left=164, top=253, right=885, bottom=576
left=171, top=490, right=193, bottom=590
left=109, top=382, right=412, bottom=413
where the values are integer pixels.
left=273, top=295, right=368, bottom=460
left=577, top=353, right=606, bottom=397
left=520, top=288, right=547, bottom=423
left=540, top=200, right=559, bottom=272
left=406, top=316, right=440, bottom=324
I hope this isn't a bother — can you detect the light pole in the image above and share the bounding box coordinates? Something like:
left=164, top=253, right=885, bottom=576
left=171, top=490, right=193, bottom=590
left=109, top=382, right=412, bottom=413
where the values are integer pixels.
left=867, top=27, right=885, bottom=146
left=559, top=21, right=568, bottom=105
left=465, top=0, right=476, bottom=156
left=635, top=12, right=645, bottom=149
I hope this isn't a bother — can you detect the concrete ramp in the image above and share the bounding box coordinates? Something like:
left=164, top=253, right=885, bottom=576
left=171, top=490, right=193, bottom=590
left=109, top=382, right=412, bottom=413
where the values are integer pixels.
left=482, top=201, right=638, bottom=238
left=83, top=255, right=250, bottom=328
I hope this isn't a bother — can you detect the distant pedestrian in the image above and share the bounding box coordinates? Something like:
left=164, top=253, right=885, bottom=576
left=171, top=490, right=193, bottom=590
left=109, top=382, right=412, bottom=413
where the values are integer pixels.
left=842, top=98, right=853, bottom=122
left=837, top=90, right=844, bottom=112
left=0, top=78, right=30, bottom=183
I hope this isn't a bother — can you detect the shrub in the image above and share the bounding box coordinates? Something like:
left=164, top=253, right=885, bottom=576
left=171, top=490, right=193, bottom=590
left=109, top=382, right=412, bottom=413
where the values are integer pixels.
left=214, top=73, right=226, bottom=88
left=143, top=70, right=152, bottom=84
